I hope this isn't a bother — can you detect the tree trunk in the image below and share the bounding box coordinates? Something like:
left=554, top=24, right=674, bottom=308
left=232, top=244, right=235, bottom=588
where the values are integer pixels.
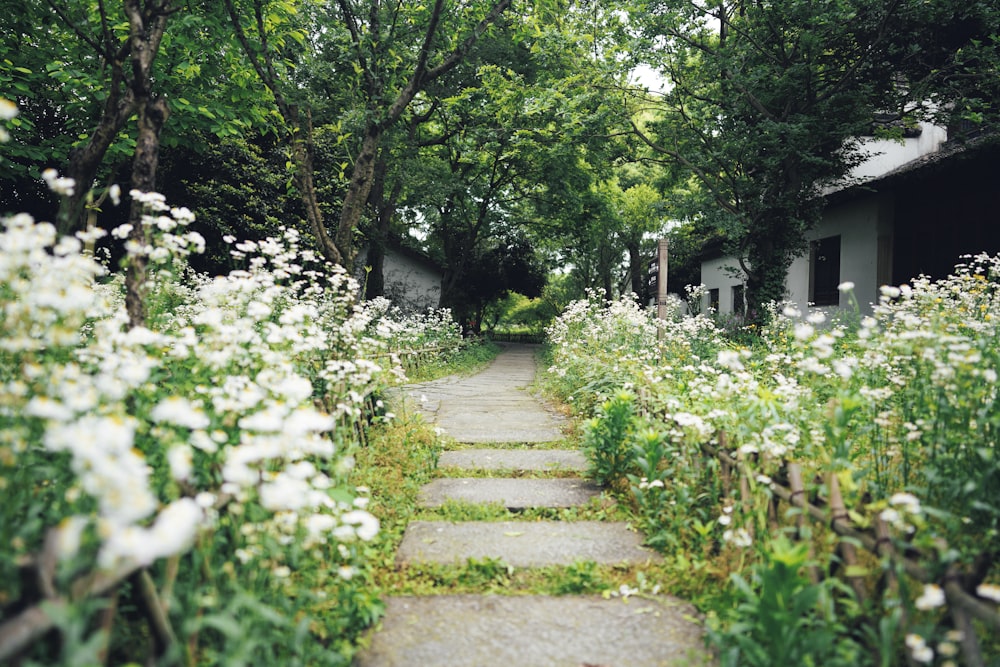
left=125, top=97, right=169, bottom=329
left=335, top=126, right=381, bottom=273
left=122, top=0, right=172, bottom=330
left=56, top=27, right=136, bottom=235
left=364, top=153, right=402, bottom=300
left=742, top=218, right=795, bottom=326
left=627, top=242, right=644, bottom=302
left=289, top=109, right=343, bottom=266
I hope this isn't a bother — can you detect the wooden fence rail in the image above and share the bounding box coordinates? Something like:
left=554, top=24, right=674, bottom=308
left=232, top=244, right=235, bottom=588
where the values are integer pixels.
left=703, top=432, right=999, bottom=666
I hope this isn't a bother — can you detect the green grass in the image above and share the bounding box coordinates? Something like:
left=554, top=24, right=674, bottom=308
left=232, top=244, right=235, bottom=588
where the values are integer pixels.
left=403, top=339, right=501, bottom=383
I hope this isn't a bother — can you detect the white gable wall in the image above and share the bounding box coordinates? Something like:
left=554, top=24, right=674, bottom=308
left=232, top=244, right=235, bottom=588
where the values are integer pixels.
left=849, top=122, right=948, bottom=183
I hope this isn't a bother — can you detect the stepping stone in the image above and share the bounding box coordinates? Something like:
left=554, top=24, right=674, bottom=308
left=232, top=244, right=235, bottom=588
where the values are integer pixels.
left=354, top=594, right=710, bottom=667
left=432, top=408, right=565, bottom=443
left=396, top=521, right=661, bottom=567
left=394, top=345, right=568, bottom=443
left=438, top=449, right=587, bottom=472
left=418, top=478, right=601, bottom=510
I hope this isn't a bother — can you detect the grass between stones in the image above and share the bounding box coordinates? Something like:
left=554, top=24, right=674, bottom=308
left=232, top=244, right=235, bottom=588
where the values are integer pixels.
left=352, top=343, right=725, bottom=624
left=351, top=410, right=680, bottom=602
left=441, top=439, right=580, bottom=450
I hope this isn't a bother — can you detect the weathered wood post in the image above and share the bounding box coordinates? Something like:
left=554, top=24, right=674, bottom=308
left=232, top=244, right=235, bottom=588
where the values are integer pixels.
left=656, top=238, right=669, bottom=322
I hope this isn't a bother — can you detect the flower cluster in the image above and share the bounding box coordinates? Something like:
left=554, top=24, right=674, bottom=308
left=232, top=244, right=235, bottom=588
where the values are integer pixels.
left=1, top=190, right=467, bottom=661
left=545, top=259, right=1000, bottom=658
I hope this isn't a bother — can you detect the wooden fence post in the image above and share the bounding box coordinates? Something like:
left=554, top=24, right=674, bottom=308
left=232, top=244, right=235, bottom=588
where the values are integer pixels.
left=656, top=238, right=669, bottom=330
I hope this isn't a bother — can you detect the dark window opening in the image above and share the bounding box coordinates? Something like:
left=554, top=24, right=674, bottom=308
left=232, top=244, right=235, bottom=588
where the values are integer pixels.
left=810, top=235, right=841, bottom=306
left=708, top=288, right=720, bottom=312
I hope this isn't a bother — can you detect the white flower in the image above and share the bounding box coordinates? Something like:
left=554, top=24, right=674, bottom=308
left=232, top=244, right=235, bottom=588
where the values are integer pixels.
left=905, top=634, right=934, bottom=664
left=880, top=285, right=901, bottom=299
left=339, top=565, right=356, bottom=580
left=914, top=584, right=945, bottom=610
left=880, top=508, right=900, bottom=524
left=151, top=396, right=211, bottom=430
left=837, top=281, right=855, bottom=292
left=976, top=583, right=1000, bottom=603
left=24, top=396, right=75, bottom=421
left=717, top=349, right=745, bottom=371
left=41, top=168, right=75, bottom=196
left=618, top=584, right=639, bottom=598
left=341, top=510, right=379, bottom=541
left=55, top=516, right=89, bottom=561
left=0, top=97, right=18, bottom=120
left=890, top=492, right=922, bottom=514
left=239, top=404, right=288, bottom=432
left=718, top=514, right=732, bottom=526
left=782, top=305, right=801, bottom=318
left=99, top=497, right=203, bottom=567
left=723, top=528, right=752, bottom=548
left=109, top=184, right=121, bottom=206
left=937, top=641, right=958, bottom=658
left=806, top=311, right=827, bottom=325
left=111, top=224, right=133, bottom=240
left=167, top=445, right=194, bottom=482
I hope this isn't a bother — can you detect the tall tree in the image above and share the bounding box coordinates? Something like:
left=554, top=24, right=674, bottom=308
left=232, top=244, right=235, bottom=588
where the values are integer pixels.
left=629, top=0, right=911, bottom=322
left=0, top=1, right=277, bottom=232
left=222, top=0, right=513, bottom=270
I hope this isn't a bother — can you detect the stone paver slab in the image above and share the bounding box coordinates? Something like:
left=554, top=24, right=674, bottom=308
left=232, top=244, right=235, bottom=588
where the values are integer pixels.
left=354, top=594, right=711, bottom=667
left=396, top=344, right=568, bottom=443
left=418, top=478, right=601, bottom=510
left=438, top=449, right=587, bottom=472
left=397, top=521, right=661, bottom=567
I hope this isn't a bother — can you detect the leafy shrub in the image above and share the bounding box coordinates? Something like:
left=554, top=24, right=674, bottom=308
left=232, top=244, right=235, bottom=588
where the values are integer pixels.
left=582, top=390, right=639, bottom=487
left=0, top=193, right=464, bottom=665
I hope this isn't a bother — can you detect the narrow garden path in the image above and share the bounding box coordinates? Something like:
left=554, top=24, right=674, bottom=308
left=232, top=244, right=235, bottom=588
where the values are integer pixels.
left=355, top=344, right=710, bottom=667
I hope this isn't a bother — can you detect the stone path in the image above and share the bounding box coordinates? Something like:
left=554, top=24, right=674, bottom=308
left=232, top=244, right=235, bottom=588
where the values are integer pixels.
left=355, top=344, right=710, bottom=667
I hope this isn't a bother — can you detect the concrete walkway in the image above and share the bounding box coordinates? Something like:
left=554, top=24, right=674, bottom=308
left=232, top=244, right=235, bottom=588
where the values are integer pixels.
left=355, top=344, right=710, bottom=667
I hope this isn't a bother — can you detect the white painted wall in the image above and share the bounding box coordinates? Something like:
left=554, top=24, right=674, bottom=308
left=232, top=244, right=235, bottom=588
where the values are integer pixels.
left=699, top=255, right=744, bottom=315
left=789, top=192, right=894, bottom=315
left=700, top=192, right=893, bottom=316
left=840, top=121, right=948, bottom=185
left=356, top=246, right=442, bottom=313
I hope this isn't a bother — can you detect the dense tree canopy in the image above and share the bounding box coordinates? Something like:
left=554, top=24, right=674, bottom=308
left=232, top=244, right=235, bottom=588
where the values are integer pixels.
left=626, top=0, right=1000, bottom=322
left=2, top=0, right=998, bottom=321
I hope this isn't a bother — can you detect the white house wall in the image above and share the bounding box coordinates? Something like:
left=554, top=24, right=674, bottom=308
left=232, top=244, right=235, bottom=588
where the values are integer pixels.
left=700, top=192, right=893, bottom=317
left=699, top=256, right=742, bottom=315
left=849, top=122, right=948, bottom=184
left=356, top=246, right=443, bottom=314
left=790, top=192, right=893, bottom=314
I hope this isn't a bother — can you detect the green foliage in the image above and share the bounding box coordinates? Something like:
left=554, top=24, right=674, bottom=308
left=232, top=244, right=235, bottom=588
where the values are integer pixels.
left=546, top=263, right=1000, bottom=664
left=708, top=538, right=867, bottom=667
left=550, top=560, right=608, bottom=594
left=582, top=391, right=639, bottom=488
left=157, top=132, right=305, bottom=274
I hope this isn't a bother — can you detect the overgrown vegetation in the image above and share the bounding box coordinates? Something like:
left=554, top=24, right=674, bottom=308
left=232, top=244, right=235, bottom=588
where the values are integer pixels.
left=0, top=197, right=467, bottom=665
left=543, top=265, right=1000, bottom=665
